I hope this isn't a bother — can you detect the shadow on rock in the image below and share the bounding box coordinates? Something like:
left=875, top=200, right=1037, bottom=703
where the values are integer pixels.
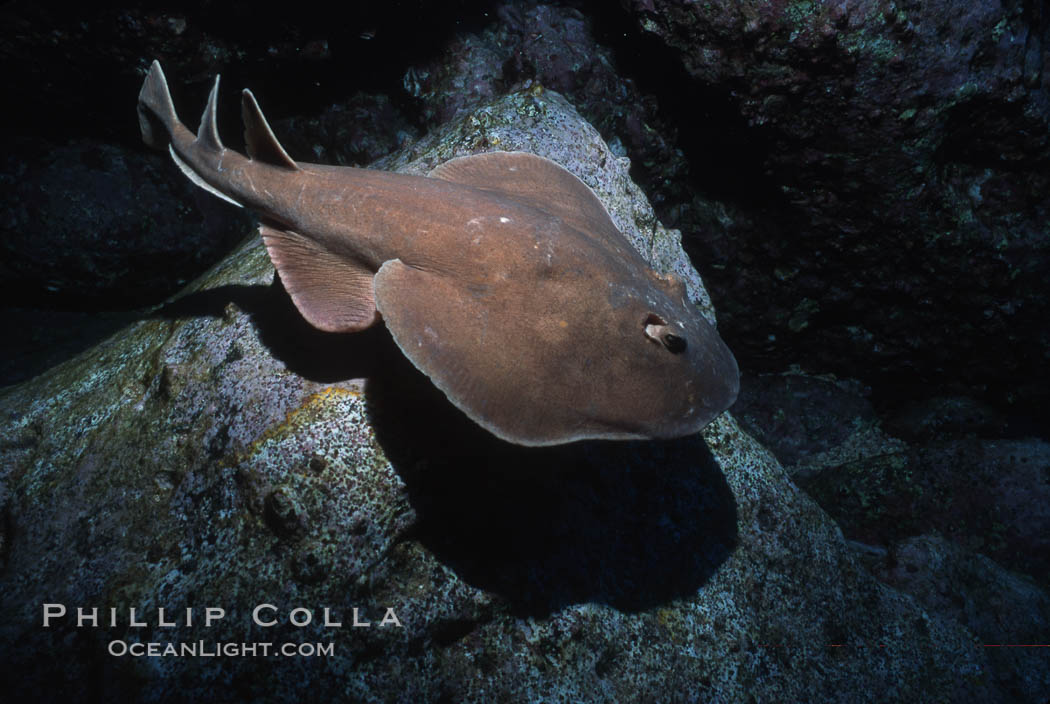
left=365, top=319, right=739, bottom=618
left=156, top=275, right=739, bottom=618
left=154, top=274, right=391, bottom=382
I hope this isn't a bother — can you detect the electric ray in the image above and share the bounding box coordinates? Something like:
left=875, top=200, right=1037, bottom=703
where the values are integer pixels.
left=137, top=60, right=739, bottom=446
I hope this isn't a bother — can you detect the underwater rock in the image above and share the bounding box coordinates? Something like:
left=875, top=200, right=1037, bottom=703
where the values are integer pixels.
left=630, top=0, right=1050, bottom=412
left=270, top=93, right=421, bottom=168
left=883, top=394, right=1010, bottom=441
left=732, top=371, right=876, bottom=468
left=0, top=137, right=252, bottom=385
left=0, top=137, right=248, bottom=307
left=401, top=3, right=690, bottom=209
left=877, top=533, right=1050, bottom=701
left=0, top=88, right=1011, bottom=701
left=800, top=434, right=1050, bottom=587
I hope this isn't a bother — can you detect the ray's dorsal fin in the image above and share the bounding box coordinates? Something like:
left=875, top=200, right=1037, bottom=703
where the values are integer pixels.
left=241, top=89, right=299, bottom=170
left=196, top=75, right=224, bottom=152
left=429, top=151, right=625, bottom=248
left=260, top=223, right=378, bottom=332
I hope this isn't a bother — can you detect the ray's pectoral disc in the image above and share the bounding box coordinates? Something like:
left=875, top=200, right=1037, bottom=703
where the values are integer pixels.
left=136, top=60, right=740, bottom=446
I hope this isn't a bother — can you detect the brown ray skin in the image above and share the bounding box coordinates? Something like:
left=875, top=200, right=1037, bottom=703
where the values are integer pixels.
left=138, top=60, right=739, bottom=446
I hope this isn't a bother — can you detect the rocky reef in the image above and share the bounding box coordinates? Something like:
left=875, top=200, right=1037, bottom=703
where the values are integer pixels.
left=1, top=86, right=1018, bottom=702
left=1, top=1, right=1047, bottom=700
left=628, top=0, right=1049, bottom=413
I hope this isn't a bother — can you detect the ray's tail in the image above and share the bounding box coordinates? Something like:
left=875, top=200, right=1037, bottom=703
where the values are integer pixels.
left=137, top=59, right=300, bottom=167
left=137, top=59, right=226, bottom=158
left=137, top=60, right=182, bottom=150
left=137, top=60, right=301, bottom=209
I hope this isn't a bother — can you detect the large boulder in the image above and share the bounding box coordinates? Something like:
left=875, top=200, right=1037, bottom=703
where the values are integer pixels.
left=630, top=0, right=1050, bottom=412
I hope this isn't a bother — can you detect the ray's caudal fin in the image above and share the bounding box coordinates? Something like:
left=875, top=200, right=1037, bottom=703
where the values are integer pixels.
left=137, top=60, right=180, bottom=150
left=137, top=59, right=225, bottom=154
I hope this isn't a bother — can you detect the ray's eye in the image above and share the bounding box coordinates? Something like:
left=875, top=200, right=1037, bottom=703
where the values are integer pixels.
left=644, top=313, right=687, bottom=354
left=662, top=333, right=687, bottom=354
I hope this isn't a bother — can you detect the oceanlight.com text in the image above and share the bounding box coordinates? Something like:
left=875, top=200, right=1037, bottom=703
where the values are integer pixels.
left=107, top=640, right=335, bottom=658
